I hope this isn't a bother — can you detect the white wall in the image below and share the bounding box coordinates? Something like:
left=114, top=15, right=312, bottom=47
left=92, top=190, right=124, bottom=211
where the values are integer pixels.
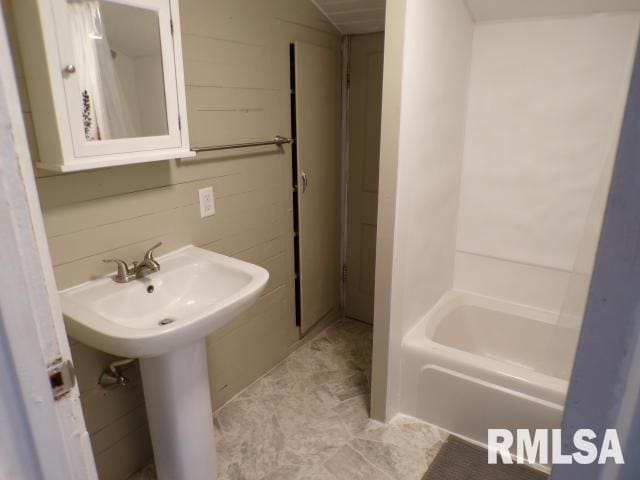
left=370, top=0, right=407, bottom=421
left=466, top=0, right=640, bottom=22
left=454, top=14, right=640, bottom=315
left=381, top=0, right=473, bottom=418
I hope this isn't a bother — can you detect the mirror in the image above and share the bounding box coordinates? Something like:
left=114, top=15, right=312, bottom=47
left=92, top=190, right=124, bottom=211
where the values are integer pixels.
left=67, top=0, right=169, bottom=141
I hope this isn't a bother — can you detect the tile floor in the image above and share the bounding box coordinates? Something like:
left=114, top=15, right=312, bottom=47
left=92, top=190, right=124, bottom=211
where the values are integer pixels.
left=129, top=318, right=447, bottom=480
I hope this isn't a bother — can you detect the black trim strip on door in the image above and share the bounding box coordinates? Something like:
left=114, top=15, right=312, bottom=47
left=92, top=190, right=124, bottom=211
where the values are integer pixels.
left=290, top=43, right=302, bottom=328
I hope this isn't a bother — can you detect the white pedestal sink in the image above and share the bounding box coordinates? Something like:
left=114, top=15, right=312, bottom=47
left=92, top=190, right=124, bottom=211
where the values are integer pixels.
left=60, top=245, right=269, bottom=480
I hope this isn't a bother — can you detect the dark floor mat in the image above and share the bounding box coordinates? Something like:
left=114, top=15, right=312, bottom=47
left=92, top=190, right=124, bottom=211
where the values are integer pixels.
left=423, top=436, right=548, bottom=480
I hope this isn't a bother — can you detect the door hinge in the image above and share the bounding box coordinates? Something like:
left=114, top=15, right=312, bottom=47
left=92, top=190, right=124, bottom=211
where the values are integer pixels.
left=178, top=115, right=182, bottom=130
left=342, top=264, right=348, bottom=282
left=346, top=71, right=351, bottom=88
left=48, top=359, right=76, bottom=400
left=170, top=19, right=174, bottom=35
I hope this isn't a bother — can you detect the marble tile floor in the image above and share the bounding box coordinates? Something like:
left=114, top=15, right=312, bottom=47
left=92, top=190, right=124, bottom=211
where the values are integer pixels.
left=129, top=318, right=447, bottom=480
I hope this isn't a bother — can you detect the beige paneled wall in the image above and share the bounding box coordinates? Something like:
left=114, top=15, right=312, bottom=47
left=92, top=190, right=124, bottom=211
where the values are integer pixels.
left=3, top=0, right=341, bottom=478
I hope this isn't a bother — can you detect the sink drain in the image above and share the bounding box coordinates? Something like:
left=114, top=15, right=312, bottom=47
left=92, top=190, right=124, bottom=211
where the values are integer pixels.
left=158, top=318, right=175, bottom=326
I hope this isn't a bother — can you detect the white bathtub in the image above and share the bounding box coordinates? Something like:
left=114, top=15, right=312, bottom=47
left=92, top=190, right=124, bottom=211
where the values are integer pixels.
left=401, top=290, right=578, bottom=451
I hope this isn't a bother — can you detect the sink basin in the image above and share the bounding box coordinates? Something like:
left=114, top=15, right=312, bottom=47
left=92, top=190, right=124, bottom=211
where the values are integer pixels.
left=60, top=244, right=268, bottom=480
left=61, top=245, right=269, bottom=358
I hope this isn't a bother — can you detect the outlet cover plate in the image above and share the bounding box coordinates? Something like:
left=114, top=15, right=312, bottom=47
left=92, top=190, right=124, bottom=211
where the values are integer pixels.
left=198, top=187, right=215, bottom=218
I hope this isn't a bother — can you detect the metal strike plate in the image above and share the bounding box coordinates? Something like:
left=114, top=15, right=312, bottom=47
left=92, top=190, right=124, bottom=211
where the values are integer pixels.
left=48, top=359, right=76, bottom=400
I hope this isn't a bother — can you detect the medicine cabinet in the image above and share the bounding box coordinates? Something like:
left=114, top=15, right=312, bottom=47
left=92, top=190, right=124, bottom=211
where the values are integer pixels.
left=14, top=0, right=194, bottom=171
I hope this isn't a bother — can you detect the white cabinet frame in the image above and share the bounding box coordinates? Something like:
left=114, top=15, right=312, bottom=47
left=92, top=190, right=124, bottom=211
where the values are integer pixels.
left=13, top=0, right=194, bottom=172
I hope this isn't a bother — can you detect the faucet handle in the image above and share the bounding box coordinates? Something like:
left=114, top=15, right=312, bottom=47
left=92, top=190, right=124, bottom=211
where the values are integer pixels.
left=103, top=258, right=130, bottom=271
left=102, top=259, right=131, bottom=282
left=143, top=242, right=163, bottom=261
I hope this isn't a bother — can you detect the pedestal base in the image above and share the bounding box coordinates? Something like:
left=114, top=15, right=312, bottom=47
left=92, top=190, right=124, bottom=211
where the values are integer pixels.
left=140, top=339, right=216, bottom=480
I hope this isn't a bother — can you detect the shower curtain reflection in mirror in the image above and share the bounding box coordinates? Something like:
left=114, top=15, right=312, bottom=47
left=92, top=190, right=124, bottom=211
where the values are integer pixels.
left=68, top=0, right=136, bottom=141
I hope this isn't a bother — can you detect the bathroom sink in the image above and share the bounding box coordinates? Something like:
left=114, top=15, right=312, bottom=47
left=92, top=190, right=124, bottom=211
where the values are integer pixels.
left=61, top=245, right=269, bottom=358
left=60, top=244, right=268, bottom=479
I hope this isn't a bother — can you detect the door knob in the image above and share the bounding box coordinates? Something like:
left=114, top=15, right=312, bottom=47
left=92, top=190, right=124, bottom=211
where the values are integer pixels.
left=62, top=64, right=76, bottom=75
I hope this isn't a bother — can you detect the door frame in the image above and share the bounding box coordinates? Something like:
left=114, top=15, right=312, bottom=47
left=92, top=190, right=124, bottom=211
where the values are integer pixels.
left=342, top=32, right=385, bottom=323
left=0, top=7, right=97, bottom=479
left=551, top=35, right=640, bottom=480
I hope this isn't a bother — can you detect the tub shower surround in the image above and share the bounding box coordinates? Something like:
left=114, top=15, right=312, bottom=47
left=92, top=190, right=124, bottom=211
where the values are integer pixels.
left=402, top=291, right=569, bottom=453
left=130, top=319, right=446, bottom=480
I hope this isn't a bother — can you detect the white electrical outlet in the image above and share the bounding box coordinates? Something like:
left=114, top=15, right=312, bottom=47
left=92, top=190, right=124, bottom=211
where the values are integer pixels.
left=198, top=187, right=215, bottom=218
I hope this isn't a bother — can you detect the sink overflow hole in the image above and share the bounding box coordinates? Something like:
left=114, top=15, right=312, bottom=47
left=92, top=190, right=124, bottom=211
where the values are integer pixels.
left=147, top=285, right=154, bottom=293
left=159, top=318, right=174, bottom=326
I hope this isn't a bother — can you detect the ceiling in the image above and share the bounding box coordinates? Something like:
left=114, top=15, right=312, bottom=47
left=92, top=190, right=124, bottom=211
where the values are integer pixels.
left=464, top=0, right=640, bottom=21
left=311, top=0, right=640, bottom=33
left=311, top=0, right=386, bottom=34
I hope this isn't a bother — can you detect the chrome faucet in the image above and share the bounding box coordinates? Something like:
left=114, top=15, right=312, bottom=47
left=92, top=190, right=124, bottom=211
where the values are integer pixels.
left=103, top=242, right=162, bottom=283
